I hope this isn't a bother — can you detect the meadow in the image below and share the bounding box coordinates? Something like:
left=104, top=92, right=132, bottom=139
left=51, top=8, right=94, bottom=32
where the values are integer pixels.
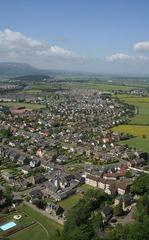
left=116, top=94, right=149, bottom=125
left=113, top=94, right=149, bottom=152
left=0, top=102, right=45, bottom=110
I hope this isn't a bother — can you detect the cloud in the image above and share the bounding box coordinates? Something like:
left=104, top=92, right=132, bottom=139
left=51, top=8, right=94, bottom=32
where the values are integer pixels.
left=0, top=28, right=149, bottom=74
left=134, top=41, right=149, bottom=52
left=0, top=28, right=76, bottom=60
left=137, top=55, right=149, bottom=61
left=106, top=53, right=130, bottom=62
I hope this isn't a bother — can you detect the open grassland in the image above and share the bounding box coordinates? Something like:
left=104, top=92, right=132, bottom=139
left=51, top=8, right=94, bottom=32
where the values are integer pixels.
left=113, top=94, right=149, bottom=152
left=121, top=137, right=149, bottom=153
left=63, top=82, right=134, bottom=91
left=116, top=94, right=149, bottom=125
left=0, top=102, right=45, bottom=110
left=19, top=89, right=42, bottom=94
left=30, top=82, right=135, bottom=91
left=9, top=205, right=62, bottom=240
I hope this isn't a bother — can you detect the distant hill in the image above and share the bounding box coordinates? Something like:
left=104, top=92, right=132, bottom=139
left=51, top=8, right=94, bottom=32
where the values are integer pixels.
left=11, top=74, right=53, bottom=82
left=0, top=62, right=46, bottom=77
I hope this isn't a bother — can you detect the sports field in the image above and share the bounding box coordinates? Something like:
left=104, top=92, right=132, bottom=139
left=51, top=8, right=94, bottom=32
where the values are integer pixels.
left=8, top=205, right=62, bottom=240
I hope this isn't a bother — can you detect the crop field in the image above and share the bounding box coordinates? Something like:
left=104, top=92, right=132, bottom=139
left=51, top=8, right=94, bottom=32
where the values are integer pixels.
left=0, top=102, right=45, bottom=110
left=19, top=89, right=42, bottom=94
left=121, top=137, right=149, bottom=153
left=113, top=94, right=149, bottom=152
left=116, top=94, right=149, bottom=125
left=63, top=82, right=134, bottom=91
left=112, top=125, right=149, bottom=138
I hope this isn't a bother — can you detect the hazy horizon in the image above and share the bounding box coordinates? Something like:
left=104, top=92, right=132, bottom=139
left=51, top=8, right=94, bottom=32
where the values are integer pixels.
left=0, top=0, right=149, bottom=74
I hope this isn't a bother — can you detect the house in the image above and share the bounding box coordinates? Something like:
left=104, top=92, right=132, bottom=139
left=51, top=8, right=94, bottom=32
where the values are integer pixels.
left=29, top=189, right=43, bottom=202
left=17, top=155, right=30, bottom=165
left=85, top=174, right=99, bottom=187
left=31, top=174, right=46, bottom=185
left=41, top=161, right=55, bottom=171
left=122, top=194, right=132, bottom=211
left=1, top=172, right=14, bottom=181
left=74, top=173, right=85, bottom=184
left=98, top=178, right=108, bottom=190
left=21, top=165, right=32, bottom=175
left=12, top=197, right=23, bottom=207
left=46, top=203, right=64, bottom=216
left=101, top=206, right=113, bottom=223
left=56, top=155, right=68, bottom=164
left=105, top=184, right=117, bottom=196
left=30, top=158, right=41, bottom=168
left=117, top=182, right=131, bottom=195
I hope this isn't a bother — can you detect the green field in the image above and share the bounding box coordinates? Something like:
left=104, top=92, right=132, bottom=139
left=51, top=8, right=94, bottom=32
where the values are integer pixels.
left=59, top=185, right=93, bottom=210
left=121, top=137, right=149, bottom=153
left=0, top=102, right=45, bottom=110
left=112, top=125, right=149, bottom=138
left=113, top=94, right=149, bottom=152
left=63, top=82, right=134, bottom=91
left=19, top=89, right=42, bottom=94
left=116, top=95, right=149, bottom=125
left=10, top=224, right=48, bottom=240
left=8, top=205, right=62, bottom=240
left=59, top=194, right=81, bottom=210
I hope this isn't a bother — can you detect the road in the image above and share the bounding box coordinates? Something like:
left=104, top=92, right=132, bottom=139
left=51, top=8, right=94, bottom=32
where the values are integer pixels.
left=117, top=204, right=136, bottom=225
left=24, top=201, right=64, bottom=225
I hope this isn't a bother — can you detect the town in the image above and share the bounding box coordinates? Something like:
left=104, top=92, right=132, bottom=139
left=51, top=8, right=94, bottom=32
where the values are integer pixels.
left=1, top=82, right=149, bottom=239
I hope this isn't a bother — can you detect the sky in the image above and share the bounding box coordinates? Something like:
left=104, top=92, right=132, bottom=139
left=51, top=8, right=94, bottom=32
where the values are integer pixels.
left=0, top=0, right=149, bottom=75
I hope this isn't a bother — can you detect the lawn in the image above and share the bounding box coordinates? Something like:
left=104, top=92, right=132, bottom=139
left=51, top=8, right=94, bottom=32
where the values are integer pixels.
left=59, top=194, right=81, bottom=210
left=59, top=184, right=94, bottom=210
left=9, top=205, right=62, bottom=240
left=10, top=224, right=47, bottom=240
left=0, top=102, right=45, bottom=110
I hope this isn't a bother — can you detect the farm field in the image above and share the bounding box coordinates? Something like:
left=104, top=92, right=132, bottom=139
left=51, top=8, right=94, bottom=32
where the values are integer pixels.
left=121, top=137, right=149, bottom=153
left=113, top=94, right=149, bottom=152
left=112, top=125, right=149, bottom=138
left=116, top=94, right=149, bottom=125
left=19, top=89, right=42, bottom=94
left=63, top=82, right=134, bottom=91
left=9, top=205, right=62, bottom=240
left=30, top=82, right=137, bottom=91
left=0, top=102, right=45, bottom=110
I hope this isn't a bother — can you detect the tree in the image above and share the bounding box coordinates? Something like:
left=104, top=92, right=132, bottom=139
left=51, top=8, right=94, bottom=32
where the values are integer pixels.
left=63, top=189, right=109, bottom=240
left=91, top=212, right=103, bottom=232
left=125, top=170, right=132, bottom=178
left=113, top=203, right=124, bottom=216
left=131, top=174, right=149, bottom=195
